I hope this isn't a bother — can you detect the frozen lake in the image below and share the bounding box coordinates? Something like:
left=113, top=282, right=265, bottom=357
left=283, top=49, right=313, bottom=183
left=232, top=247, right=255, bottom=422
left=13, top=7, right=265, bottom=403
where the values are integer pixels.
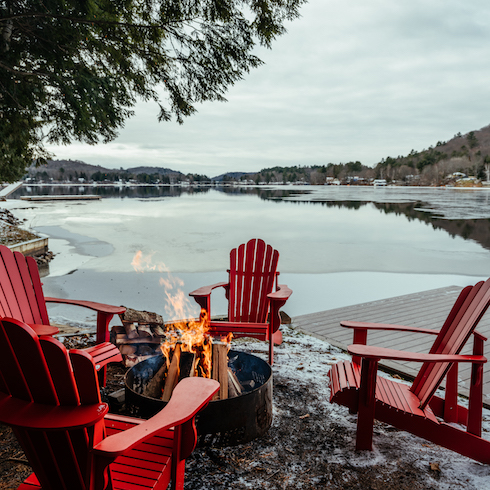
left=5, top=185, right=490, bottom=325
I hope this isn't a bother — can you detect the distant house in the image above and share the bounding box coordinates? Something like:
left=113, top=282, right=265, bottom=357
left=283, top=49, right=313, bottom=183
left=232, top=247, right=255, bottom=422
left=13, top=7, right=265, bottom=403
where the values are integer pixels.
left=448, top=172, right=466, bottom=179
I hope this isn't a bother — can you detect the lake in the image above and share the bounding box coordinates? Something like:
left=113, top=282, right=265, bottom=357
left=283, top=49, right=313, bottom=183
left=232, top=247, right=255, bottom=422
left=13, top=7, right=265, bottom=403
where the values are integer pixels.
left=5, top=185, right=490, bottom=325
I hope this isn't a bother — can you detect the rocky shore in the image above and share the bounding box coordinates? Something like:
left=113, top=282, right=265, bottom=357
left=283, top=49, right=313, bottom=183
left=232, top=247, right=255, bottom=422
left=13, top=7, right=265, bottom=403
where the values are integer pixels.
left=0, top=208, right=54, bottom=265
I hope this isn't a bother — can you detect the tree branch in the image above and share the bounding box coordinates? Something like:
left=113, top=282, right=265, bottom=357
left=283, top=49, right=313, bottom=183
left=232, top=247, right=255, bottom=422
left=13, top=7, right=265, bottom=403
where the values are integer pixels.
left=1, top=12, right=179, bottom=31
left=0, top=60, right=50, bottom=77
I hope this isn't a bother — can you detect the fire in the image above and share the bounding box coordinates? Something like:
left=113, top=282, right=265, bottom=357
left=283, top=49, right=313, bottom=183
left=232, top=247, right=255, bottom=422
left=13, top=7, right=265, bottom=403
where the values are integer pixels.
left=132, top=251, right=232, bottom=379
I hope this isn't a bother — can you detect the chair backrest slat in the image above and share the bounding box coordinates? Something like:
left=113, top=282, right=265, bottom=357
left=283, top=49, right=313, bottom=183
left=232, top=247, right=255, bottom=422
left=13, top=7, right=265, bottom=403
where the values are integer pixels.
left=228, top=239, right=279, bottom=323
left=25, top=254, right=50, bottom=324
left=411, top=279, right=490, bottom=408
left=249, top=240, right=265, bottom=321
left=70, top=350, right=103, bottom=405
left=0, top=247, right=25, bottom=320
left=0, top=319, right=104, bottom=490
left=0, top=246, right=50, bottom=325
left=14, top=251, right=48, bottom=324
left=40, top=337, right=80, bottom=405
left=0, top=319, right=57, bottom=403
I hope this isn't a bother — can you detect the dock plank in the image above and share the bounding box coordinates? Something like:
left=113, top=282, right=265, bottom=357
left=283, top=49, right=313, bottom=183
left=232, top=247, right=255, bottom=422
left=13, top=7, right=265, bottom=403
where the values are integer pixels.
left=292, top=285, right=490, bottom=404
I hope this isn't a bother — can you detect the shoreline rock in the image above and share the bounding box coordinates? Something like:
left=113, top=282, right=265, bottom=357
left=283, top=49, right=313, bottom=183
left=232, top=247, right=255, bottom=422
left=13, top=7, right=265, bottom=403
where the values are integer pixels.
left=0, top=208, right=54, bottom=265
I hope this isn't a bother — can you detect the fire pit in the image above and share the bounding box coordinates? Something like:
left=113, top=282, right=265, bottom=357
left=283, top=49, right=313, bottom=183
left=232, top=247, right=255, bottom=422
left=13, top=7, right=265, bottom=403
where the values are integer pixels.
left=125, top=349, right=272, bottom=446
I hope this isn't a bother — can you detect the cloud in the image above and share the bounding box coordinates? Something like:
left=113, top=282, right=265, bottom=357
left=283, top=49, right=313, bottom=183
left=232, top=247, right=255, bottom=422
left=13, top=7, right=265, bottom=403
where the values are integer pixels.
left=47, top=0, right=490, bottom=176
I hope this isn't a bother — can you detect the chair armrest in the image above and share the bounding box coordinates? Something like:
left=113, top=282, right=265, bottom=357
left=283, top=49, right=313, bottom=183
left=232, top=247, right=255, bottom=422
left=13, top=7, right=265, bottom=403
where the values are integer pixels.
left=45, top=298, right=126, bottom=343
left=93, top=377, right=219, bottom=457
left=348, top=344, right=487, bottom=364
left=0, top=393, right=108, bottom=429
left=189, top=283, right=229, bottom=314
left=45, top=297, right=126, bottom=316
left=268, top=284, right=292, bottom=302
left=341, top=321, right=440, bottom=336
left=28, top=323, right=60, bottom=336
left=189, top=282, right=229, bottom=298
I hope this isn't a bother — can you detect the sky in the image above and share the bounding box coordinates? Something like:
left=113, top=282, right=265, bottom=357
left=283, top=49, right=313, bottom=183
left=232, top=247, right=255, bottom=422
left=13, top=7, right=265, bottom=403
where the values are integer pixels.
left=46, top=0, right=490, bottom=177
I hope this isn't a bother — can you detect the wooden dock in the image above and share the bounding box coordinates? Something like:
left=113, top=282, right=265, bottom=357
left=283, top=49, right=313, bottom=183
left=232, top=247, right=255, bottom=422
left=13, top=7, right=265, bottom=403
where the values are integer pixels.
left=0, top=182, right=22, bottom=199
left=293, top=285, right=490, bottom=404
left=20, top=195, right=101, bottom=201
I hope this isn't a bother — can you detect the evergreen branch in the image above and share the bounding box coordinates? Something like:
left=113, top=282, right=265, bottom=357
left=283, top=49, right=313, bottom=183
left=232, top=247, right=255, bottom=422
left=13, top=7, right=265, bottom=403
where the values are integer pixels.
left=0, top=60, right=50, bottom=77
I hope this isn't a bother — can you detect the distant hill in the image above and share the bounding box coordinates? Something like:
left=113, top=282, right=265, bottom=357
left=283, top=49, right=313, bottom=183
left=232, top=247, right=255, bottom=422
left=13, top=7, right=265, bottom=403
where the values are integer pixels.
left=127, top=166, right=185, bottom=177
left=374, top=124, right=490, bottom=184
left=212, top=171, right=256, bottom=182
left=27, top=160, right=186, bottom=181
left=29, top=159, right=110, bottom=178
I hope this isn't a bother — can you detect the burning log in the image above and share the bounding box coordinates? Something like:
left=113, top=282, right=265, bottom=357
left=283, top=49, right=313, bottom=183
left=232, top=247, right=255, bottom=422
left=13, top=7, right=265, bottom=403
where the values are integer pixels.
left=228, top=368, right=243, bottom=398
left=212, top=343, right=229, bottom=401
left=162, top=345, right=181, bottom=402
left=143, top=363, right=168, bottom=398
left=178, top=352, right=196, bottom=381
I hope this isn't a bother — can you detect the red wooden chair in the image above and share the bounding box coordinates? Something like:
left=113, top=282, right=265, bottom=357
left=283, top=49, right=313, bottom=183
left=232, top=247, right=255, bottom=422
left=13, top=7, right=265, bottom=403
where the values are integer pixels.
left=329, top=279, right=490, bottom=463
left=0, top=318, right=219, bottom=490
left=0, top=244, right=125, bottom=384
left=189, top=239, right=292, bottom=364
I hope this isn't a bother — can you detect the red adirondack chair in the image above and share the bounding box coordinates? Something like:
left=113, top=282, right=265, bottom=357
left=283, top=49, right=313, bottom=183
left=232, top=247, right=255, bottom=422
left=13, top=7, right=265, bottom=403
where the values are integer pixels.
left=0, top=318, right=219, bottom=490
left=329, top=279, right=490, bottom=463
left=0, top=244, right=125, bottom=384
left=189, top=239, right=292, bottom=364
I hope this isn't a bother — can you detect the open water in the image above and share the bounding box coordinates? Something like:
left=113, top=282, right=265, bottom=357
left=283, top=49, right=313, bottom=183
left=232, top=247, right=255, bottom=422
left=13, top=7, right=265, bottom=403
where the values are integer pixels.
left=4, top=184, right=490, bottom=324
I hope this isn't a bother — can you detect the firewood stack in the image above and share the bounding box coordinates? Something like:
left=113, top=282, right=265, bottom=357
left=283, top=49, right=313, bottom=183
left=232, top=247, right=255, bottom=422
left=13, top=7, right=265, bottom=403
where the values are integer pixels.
left=111, top=307, right=167, bottom=367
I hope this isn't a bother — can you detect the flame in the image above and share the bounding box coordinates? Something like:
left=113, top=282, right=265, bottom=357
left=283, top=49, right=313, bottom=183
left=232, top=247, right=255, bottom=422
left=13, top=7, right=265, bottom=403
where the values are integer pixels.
left=132, top=251, right=232, bottom=379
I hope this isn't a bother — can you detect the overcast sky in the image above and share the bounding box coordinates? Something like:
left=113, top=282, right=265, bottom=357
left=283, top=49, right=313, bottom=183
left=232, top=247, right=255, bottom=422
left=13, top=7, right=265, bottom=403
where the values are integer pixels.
left=47, top=0, right=490, bottom=177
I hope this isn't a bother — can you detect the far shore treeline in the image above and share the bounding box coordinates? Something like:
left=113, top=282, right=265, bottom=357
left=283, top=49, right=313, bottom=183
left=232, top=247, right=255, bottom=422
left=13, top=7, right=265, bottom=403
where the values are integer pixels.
left=26, top=124, right=490, bottom=187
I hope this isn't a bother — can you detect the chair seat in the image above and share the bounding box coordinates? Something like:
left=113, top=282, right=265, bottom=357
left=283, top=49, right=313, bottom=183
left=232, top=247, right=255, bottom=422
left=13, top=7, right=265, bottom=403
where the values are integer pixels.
left=17, top=416, right=176, bottom=490
left=105, top=414, right=173, bottom=490
left=329, top=360, right=438, bottom=422
left=83, top=342, right=123, bottom=371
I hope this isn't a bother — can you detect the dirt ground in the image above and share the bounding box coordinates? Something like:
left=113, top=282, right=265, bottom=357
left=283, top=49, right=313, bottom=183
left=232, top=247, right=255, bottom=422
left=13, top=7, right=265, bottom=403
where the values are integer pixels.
left=0, top=332, right=485, bottom=489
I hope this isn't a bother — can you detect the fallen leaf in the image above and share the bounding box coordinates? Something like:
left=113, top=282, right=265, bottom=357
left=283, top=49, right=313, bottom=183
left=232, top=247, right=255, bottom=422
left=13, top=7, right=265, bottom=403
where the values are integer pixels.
left=299, top=414, right=310, bottom=419
left=429, top=462, right=441, bottom=473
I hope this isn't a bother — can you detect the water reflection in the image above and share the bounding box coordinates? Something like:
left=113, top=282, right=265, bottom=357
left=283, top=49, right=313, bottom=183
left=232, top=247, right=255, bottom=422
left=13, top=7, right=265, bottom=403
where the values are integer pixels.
left=10, top=184, right=490, bottom=251
left=276, top=198, right=490, bottom=252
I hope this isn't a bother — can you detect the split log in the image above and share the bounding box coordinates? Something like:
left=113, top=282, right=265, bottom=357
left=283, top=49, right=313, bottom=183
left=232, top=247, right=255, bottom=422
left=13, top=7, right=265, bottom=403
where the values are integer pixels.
left=136, top=324, right=153, bottom=338
left=120, top=307, right=164, bottom=325
left=119, top=344, right=137, bottom=356
left=228, top=368, right=243, bottom=398
left=138, top=345, right=158, bottom=356
left=124, top=322, right=139, bottom=339
left=114, top=336, right=163, bottom=345
left=162, top=345, right=181, bottom=402
left=143, top=363, right=168, bottom=398
left=212, top=343, right=228, bottom=401
left=178, top=351, right=196, bottom=381
left=112, top=325, right=126, bottom=335
left=152, top=325, right=166, bottom=337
